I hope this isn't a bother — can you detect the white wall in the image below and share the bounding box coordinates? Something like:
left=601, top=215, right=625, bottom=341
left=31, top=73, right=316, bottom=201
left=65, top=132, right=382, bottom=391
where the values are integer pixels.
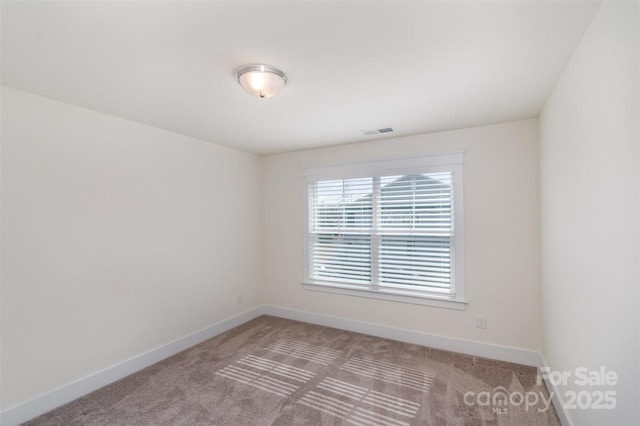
left=539, top=2, right=639, bottom=425
left=0, top=87, right=262, bottom=410
left=262, top=119, right=541, bottom=352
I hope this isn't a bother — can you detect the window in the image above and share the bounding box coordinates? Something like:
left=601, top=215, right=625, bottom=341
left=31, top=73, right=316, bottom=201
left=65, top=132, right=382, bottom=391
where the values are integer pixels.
left=303, top=153, right=465, bottom=309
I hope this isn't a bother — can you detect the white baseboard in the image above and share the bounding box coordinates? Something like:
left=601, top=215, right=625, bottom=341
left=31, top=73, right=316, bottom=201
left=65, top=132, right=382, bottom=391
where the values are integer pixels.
left=2, top=304, right=543, bottom=425
left=539, top=353, right=573, bottom=426
left=263, top=304, right=541, bottom=367
left=0, top=306, right=265, bottom=426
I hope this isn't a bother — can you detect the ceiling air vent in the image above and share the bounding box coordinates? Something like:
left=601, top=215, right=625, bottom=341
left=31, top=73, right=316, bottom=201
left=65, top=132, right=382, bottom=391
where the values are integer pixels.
left=362, top=127, right=395, bottom=136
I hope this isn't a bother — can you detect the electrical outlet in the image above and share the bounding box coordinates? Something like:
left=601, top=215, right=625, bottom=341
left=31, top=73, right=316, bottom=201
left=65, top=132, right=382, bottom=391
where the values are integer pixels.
left=237, top=294, right=244, bottom=304
left=476, top=315, right=487, bottom=329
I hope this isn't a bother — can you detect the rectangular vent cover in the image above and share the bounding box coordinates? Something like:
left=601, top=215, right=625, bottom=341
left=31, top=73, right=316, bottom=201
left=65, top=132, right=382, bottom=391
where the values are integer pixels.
left=362, top=127, right=395, bottom=136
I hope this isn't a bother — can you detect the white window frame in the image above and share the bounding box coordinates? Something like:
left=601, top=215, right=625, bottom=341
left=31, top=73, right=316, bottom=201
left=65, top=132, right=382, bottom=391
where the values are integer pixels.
left=302, top=153, right=466, bottom=310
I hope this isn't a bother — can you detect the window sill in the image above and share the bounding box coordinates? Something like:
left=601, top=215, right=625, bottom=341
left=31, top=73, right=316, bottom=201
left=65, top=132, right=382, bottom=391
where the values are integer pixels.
left=302, top=282, right=467, bottom=310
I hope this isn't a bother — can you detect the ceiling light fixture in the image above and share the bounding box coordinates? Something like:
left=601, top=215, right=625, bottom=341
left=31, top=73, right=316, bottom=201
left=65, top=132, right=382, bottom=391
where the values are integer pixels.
left=236, top=64, right=287, bottom=99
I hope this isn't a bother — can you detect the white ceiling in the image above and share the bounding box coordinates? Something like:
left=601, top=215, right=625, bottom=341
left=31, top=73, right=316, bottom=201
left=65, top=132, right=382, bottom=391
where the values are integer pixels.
left=1, top=1, right=600, bottom=155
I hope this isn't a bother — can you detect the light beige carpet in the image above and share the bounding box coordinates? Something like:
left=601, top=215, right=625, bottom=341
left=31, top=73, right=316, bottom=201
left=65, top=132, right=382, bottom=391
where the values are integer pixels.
left=25, top=315, right=560, bottom=425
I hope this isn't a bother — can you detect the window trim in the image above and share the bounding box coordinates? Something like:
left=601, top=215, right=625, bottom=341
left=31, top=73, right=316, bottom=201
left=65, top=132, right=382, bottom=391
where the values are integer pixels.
left=302, top=153, right=466, bottom=309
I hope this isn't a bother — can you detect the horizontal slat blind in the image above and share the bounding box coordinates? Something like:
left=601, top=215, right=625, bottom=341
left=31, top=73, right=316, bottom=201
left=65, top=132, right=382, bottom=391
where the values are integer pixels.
left=379, top=235, right=451, bottom=291
left=310, top=234, right=371, bottom=284
left=310, top=178, right=373, bottom=231
left=377, top=172, right=453, bottom=291
left=379, top=173, right=452, bottom=232
left=308, top=171, right=455, bottom=293
left=309, top=178, right=373, bottom=284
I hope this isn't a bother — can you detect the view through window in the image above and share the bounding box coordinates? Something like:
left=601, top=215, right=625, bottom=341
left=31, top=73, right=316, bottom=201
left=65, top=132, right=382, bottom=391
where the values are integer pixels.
left=304, top=154, right=465, bottom=306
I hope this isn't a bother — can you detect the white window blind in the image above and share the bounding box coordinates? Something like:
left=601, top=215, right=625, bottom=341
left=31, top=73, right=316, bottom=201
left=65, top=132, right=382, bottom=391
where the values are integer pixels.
left=308, top=178, right=373, bottom=284
left=378, top=172, right=453, bottom=292
left=304, top=154, right=465, bottom=305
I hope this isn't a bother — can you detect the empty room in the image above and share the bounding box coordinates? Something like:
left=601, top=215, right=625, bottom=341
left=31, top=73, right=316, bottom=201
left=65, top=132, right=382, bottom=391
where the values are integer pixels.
left=1, top=1, right=638, bottom=425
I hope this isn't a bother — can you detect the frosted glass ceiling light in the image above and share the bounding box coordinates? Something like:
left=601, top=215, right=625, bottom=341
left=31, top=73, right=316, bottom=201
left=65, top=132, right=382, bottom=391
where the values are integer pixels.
left=236, top=65, right=287, bottom=99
